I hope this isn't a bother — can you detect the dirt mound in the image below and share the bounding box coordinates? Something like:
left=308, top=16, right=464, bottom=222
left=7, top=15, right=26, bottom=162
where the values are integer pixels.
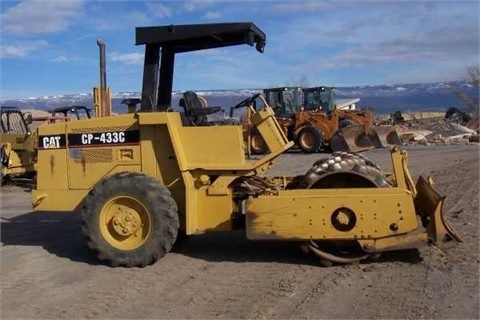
left=466, top=113, right=479, bottom=133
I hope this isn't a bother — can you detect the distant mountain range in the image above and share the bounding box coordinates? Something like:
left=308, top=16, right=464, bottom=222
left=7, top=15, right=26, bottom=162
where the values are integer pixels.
left=1, top=80, right=477, bottom=116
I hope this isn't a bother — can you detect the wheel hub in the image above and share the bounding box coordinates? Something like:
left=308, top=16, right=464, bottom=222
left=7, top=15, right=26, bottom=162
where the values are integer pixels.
left=99, top=196, right=152, bottom=251
left=335, top=209, right=350, bottom=225
left=111, top=206, right=141, bottom=237
left=301, top=132, right=314, bottom=146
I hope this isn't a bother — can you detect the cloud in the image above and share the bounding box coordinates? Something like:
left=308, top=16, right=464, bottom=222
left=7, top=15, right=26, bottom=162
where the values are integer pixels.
left=0, top=40, right=48, bottom=58
left=110, top=52, right=144, bottom=65
left=174, top=46, right=270, bottom=89
left=127, top=11, right=154, bottom=26
left=325, top=25, right=478, bottom=68
left=183, top=0, right=216, bottom=12
left=50, top=55, right=69, bottom=63
left=382, top=63, right=467, bottom=84
left=85, top=3, right=163, bottom=32
left=1, top=0, right=84, bottom=36
left=202, top=10, right=222, bottom=20
left=146, top=2, right=172, bottom=18
left=0, top=45, right=28, bottom=58
left=271, top=1, right=335, bottom=12
left=265, top=1, right=479, bottom=74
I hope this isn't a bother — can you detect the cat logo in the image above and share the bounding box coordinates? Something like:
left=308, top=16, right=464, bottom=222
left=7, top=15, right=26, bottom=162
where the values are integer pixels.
left=42, top=136, right=62, bottom=149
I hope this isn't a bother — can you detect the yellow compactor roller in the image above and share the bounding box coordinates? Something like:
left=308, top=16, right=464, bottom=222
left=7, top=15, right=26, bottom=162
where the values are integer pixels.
left=32, top=22, right=460, bottom=267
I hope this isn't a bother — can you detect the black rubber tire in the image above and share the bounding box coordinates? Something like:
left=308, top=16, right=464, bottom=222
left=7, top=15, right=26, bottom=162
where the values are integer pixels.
left=82, top=172, right=179, bottom=267
left=250, top=128, right=268, bottom=155
left=297, top=126, right=323, bottom=153
left=0, top=159, right=3, bottom=186
left=0, top=145, right=6, bottom=186
left=339, top=119, right=356, bottom=128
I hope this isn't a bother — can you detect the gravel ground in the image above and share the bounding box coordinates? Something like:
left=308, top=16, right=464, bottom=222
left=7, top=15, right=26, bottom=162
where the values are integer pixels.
left=1, top=144, right=479, bottom=319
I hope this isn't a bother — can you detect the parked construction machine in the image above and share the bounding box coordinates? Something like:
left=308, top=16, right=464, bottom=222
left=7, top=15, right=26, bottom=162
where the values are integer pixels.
left=51, top=105, right=93, bottom=120
left=0, top=107, right=37, bottom=184
left=1, top=39, right=109, bottom=186
left=32, top=22, right=459, bottom=268
left=0, top=106, right=93, bottom=185
left=31, top=106, right=93, bottom=126
left=253, top=86, right=396, bottom=154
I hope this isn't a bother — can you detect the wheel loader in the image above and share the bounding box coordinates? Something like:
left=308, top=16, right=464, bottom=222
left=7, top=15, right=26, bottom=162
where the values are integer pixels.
left=32, top=22, right=460, bottom=268
left=253, top=86, right=397, bottom=154
left=301, top=86, right=403, bottom=150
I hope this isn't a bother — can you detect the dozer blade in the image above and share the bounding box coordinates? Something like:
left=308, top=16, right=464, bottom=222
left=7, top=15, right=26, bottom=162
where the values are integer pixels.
left=369, top=125, right=403, bottom=148
left=414, top=176, right=462, bottom=244
left=330, top=125, right=375, bottom=153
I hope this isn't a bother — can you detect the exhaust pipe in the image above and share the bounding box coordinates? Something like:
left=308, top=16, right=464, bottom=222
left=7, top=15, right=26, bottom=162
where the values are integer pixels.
left=96, top=39, right=110, bottom=117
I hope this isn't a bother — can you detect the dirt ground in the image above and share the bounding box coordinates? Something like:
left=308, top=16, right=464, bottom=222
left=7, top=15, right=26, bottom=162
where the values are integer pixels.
left=1, top=144, right=479, bottom=319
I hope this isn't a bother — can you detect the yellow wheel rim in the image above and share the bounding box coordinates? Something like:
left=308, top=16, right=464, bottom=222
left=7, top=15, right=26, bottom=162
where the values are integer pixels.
left=99, top=196, right=152, bottom=250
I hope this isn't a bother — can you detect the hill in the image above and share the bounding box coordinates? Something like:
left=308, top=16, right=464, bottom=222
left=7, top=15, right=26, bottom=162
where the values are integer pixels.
left=1, top=80, right=477, bottom=116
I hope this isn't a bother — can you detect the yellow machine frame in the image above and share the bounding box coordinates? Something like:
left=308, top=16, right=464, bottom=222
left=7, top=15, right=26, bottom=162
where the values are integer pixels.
left=33, top=103, right=292, bottom=233
left=32, top=101, right=456, bottom=251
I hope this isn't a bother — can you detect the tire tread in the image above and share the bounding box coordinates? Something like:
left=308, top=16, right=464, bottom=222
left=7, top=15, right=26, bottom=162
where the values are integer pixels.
left=81, top=172, right=179, bottom=267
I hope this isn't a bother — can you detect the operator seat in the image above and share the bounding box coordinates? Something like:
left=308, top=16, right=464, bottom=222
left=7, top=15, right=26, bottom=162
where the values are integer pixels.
left=179, top=91, right=222, bottom=126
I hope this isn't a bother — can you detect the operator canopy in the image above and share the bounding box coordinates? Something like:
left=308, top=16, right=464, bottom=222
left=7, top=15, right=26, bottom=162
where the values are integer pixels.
left=136, top=22, right=266, bottom=53
left=135, top=22, right=266, bottom=111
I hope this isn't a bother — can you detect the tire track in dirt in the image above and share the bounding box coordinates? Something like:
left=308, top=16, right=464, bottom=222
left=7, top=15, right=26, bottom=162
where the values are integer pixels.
left=417, top=153, right=479, bottom=319
left=288, top=262, right=436, bottom=319
left=259, top=146, right=479, bottom=319
left=30, top=254, right=220, bottom=319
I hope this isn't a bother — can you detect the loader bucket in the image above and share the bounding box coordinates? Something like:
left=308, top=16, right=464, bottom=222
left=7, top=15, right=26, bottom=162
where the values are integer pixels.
left=330, top=125, right=375, bottom=153
left=399, top=132, right=415, bottom=143
left=370, top=125, right=403, bottom=148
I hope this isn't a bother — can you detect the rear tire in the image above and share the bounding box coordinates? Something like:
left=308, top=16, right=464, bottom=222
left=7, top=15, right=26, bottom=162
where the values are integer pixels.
left=250, top=128, right=268, bottom=155
left=82, top=172, right=179, bottom=267
left=0, top=159, right=3, bottom=186
left=0, top=145, right=7, bottom=186
left=297, top=126, right=323, bottom=153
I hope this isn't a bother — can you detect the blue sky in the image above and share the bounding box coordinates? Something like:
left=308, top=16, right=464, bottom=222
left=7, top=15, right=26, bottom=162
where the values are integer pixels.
left=1, top=0, right=479, bottom=99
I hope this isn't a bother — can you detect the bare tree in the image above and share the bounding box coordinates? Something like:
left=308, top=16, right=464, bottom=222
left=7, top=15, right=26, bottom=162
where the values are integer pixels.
left=449, top=65, right=479, bottom=114
left=448, top=65, right=479, bottom=132
left=286, top=75, right=309, bottom=87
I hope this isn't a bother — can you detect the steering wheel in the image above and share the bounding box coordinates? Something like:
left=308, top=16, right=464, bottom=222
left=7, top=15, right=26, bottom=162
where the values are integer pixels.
left=230, top=93, right=261, bottom=118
